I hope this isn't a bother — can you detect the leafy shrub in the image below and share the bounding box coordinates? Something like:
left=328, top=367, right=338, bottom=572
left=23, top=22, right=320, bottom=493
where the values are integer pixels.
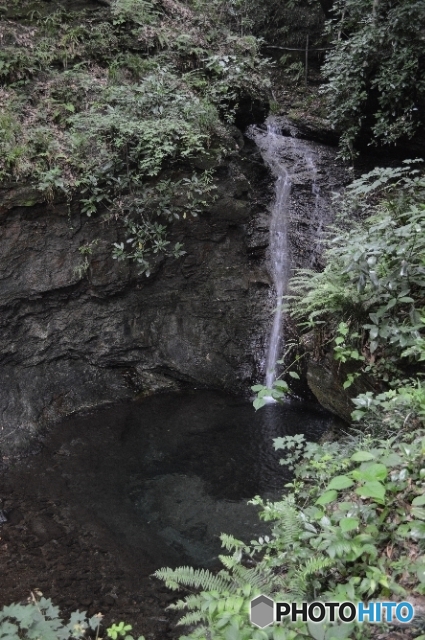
left=288, top=162, right=425, bottom=391
left=0, top=0, right=271, bottom=274
left=0, top=596, right=145, bottom=640
left=322, top=0, right=425, bottom=159
left=154, top=428, right=425, bottom=639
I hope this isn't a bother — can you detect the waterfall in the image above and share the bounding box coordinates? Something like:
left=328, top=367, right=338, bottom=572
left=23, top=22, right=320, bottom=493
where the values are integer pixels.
left=248, top=117, right=321, bottom=389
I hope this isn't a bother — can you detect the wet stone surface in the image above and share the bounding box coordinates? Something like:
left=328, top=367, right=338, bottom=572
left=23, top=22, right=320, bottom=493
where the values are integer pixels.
left=0, top=389, right=330, bottom=638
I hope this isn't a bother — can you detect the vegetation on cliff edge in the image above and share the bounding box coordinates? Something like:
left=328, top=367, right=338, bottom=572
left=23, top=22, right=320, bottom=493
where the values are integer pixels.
left=0, top=0, right=271, bottom=272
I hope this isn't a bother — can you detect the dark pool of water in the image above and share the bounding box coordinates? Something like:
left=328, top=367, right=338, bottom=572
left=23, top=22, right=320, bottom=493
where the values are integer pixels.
left=3, top=390, right=331, bottom=571
left=0, top=389, right=333, bottom=637
left=38, top=390, right=330, bottom=567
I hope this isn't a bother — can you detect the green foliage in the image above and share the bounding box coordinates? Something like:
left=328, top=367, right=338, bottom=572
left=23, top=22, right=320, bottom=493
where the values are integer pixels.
left=111, top=171, right=215, bottom=274
left=155, top=566, right=234, bottom=592
left=154, top=428, right=425, bottom=639
left=232, top=0, right=324, bottom=48
left=0, top=596, right=145, bottom=640
left=350, top=379, right=425, bottom=427
left=322, top=0, right=425, bottom=158
left=74, top=240, right=99, bottom=279
left=107, top=621, right=144, bottom=640
left=251, top=379, right=289, bottom=410
left=0, top=597, right=91, bottom=640
left=288, top=431, right=425, bottom=596
left=111, top=0, right=160, bottom=27
left=273, top=433, right=306, bottom=470
left=0, top=0, right=271, bottom=274
left=289, top=162, right=425, bottom=397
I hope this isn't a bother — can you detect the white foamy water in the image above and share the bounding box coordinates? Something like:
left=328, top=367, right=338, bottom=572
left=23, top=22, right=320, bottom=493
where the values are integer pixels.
left=248, top=118, right=321, bottom=388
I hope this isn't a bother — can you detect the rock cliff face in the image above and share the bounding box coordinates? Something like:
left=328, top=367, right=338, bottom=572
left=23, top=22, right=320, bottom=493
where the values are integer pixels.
left=0, top=126, right=349, bottom=455
left=0, top=144, right=274, bottom=454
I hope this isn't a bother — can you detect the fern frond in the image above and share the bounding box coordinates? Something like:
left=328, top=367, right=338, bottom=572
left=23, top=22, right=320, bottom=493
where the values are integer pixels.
left=231, top=564, right=274, bottom=592
left=168, top=598, right=190, bottom=611
left=169, top=594, right=208, bottom=612
left=290, top=556, right=333, bottom=600
left=154, top=566, right=233, bottom=592
left=218, top=554, right=240, bottom=571
left=219, top=533, right=250, bottom=554
left=303, top=556, right=333, bottom=577
left=177, top=612, right=207, bottom=627
left=272, top=505, right=303, bottom=551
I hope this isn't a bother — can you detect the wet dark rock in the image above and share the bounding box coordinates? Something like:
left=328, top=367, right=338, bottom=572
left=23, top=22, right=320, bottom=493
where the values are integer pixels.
left=306, top=351, right=376, bottom=424
left=0, top=154, right=272, bottom=455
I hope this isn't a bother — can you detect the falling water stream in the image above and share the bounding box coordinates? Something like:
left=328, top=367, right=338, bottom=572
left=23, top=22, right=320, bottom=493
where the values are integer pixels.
left=248, top=118, right=324, bottom=387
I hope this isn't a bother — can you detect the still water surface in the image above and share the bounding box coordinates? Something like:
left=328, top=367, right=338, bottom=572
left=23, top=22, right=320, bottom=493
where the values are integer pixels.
left=30, top=390, right=331, bottom=568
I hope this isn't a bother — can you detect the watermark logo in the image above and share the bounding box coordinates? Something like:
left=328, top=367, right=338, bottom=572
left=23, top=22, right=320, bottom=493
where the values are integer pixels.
left=249, top=597, right=415, bottom=628
left=250, top=595, right=274, bottom=628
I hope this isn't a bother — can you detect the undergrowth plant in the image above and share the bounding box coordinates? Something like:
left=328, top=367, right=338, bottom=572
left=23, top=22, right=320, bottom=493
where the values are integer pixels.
left=0, top=0, right=271, bottom=274
left=287, top=162, right=425, bottom=411
left=321, top=0, right=425, bottom=160
left=0, top=595, right=145, bottom=640
left=154, top=428, right=425, bottom=639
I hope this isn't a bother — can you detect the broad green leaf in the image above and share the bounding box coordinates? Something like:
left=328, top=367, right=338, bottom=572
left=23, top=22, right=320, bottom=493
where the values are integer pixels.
left=338, top=322, right=349, bottom=336
left=253, top=398, right=266, bottom=411
left=273, top=437, right=286, bottom=450
left=327, top=475, right=354, bottom=491
left=351, top=451, right=375, bottom=462
left=316, top=490, right=338, bottom=506
left=325, top=622, right=355, bottom=639
left=307, top=621, right=325, bottom=640
left=386, top=298, right=397, bottom=310
left=412, top=494, right=425, bottom=506
left=396, top=523, right=411, bottom=537
left=251, top=385, right=265, bottom=392
left=369, top=326, right=379, bottom=340
left=417, top=565, right=425, bottom=584
left=339, top=501, right=357, bottom=511
left=412, top=507, right=425, bottom=520
left=380, top=452, right=403, bottom=467
left=352, top=463, right=387, bottom=482
left=410, top=523, right=425, bottom=540
left=339, top=517, right=360, bottom=533
left=274, top=379, right=289, bottom=390
left=355, top=481, right=386, bottom=504
left=289, top=371, right=300, bottom=379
